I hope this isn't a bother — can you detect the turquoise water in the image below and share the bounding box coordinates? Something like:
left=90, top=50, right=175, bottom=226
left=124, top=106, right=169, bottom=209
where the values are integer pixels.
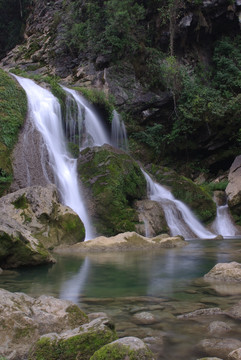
left=1, top=238, right=241, bottom=359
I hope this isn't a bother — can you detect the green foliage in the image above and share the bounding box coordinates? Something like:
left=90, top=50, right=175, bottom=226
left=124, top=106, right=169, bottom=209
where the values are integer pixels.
left=202, top=180, right=228, bottom=195
left=0, top=69, right=27, bottom=196
left=133, top=124, right=164, bottom=155
left=11, top=194, right=28, bottom=209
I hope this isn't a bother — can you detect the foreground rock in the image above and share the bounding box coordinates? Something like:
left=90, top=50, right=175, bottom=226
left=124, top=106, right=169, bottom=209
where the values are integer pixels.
left=78, top=145, right=146, bottom=236
left=0, top=288, right=88, bottom=359
left=228, top=348, right=241, bottom=360
left=196, top=338, right=241, bottom=360
left=90, top=337, right=155, bottom=360
left=204, top=262, right=241, bottom=283
left=0, top=184, right=85, bottom=268
left=55, top=232, right=187, bottom=253
left=29, top=316, right=118, bottom=360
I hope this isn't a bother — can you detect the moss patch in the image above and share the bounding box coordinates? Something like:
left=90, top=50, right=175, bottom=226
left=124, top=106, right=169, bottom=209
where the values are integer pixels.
left=0, top=69, right=27, bottom=196
left=29, top=328, right=117, bottom=360
left=148, top=164, right=216, bottom=224
left=66, top=305, right=88, bottom=327
left=78, top=145, right=146, bottom=236
left=90, top=342, right=154, bottom=360
left=11, top=194, right=28, bottom=209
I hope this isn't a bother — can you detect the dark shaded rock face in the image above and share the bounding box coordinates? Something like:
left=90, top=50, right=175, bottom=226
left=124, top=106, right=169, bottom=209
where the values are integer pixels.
left=226, top=155, right=241, bottom=225
left=78, top=144, right=146, bottom=236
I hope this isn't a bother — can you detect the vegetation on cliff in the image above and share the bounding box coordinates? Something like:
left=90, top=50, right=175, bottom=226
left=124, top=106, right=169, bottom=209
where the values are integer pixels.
left=0, top=69, right=27, bottom=196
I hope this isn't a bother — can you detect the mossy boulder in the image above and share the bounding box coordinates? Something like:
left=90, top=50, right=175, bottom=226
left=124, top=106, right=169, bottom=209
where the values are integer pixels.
left=0, top=289, right=88, bottom=360
left=147, top=164, right=216, bottom=224
left=0, top=184, right=85, bottom=268
left=90, top=336, right=155, bottom=360
left=29, top=317, right=118, bottom=360
left=0, top=69, right=27, bottom=196
left=78, top=145, right=146, bottom=236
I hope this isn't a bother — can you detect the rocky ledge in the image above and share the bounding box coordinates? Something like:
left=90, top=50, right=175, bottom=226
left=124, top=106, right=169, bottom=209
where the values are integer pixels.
left=54, top=231, right=188, bottom=254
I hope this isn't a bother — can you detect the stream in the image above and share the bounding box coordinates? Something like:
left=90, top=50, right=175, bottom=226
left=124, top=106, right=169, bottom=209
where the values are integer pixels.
left=1, top=238, right=241, bottom=359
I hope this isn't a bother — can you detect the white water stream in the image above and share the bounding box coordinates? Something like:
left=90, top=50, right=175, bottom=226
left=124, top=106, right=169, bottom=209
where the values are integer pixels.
left=62, top=86, right=110, bottom=149
left=212, top=204, right=238, bottom=237
left=142, top=171, right=215, bottom=239
left=111, top=110, right=129, bottom=151
left=14, top=76, right=93, bottom=240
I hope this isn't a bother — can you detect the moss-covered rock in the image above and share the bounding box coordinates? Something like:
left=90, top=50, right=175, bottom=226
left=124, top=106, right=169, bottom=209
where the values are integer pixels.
left=147, top=164, right=216, bottom=224
left=90, top=337, right=155, bottom=360
left=78, top=144, right=146, bottom=236
left=0, top=289, right=88, bottom=360
left=29, top=317, right=118, bottom=360
left=0, top=69, right=27, bottom=196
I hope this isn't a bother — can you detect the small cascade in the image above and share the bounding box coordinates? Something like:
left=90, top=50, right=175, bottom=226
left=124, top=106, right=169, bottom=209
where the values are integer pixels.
left=111, top=110, right=129, bottom=151
left=213, top=205, right=237, bottom=236
left=142, top=170, right=215, bottom=239
left=14, top=76, right=93, bottom=240
left=62, top=86, right=110, bottom=149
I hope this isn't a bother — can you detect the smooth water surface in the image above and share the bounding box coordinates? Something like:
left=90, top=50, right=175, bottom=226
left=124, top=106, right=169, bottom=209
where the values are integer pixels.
left=1, top=239, right=241, bottom=359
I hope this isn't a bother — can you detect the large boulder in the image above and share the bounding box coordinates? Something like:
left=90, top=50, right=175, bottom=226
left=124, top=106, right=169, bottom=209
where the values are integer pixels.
left=78, top=145, right=146, bottom=236
left=204, top=262, right=241, bottom=283
left=196, top=338, right=241, bottom=360
left=0, top=288, right=88, bottom=359
left=146, top=165, right=216, bottom=224
left=134, top=200, right=169, bottom=237
left=226, top=156, right=241, bottom=224
left=0, top=184, right=85, bottom=268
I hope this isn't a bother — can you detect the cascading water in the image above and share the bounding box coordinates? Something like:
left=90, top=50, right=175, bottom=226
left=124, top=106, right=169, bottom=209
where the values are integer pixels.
left=62, top=86, right=110, bottom=149
left=212, top=204, right=238, bottom=237
left=142, top=170, right=215, bottom=239
left=111, top=110, right=129, bottom=151
left=14, top=75, right=93, bottom=240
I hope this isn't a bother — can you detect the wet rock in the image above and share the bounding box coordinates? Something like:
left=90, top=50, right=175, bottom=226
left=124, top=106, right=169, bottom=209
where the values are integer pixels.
left=208, top=321, right=232, bottom=336
left=225, top=300, right=241, bottom=320
left=228, top=348, right=241, bottom=360
left=204, top=262, right=241, bottom=283
left=197, top=338, right=241, bottom=359
left=0, top=289, right=88, bottom=360
left=132, top=312, right=159, bottom=325
left=90, top=336, right=155, bottom=360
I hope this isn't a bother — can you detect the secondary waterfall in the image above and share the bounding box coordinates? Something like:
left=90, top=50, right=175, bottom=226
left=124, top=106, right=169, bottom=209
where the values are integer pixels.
left=212, top=204, right=238, bottom=237
left=143, top=171, right=215, bottom=239
left=62, top=86, right=110, bottom=149
left=14, top=76, right=93, bottom=240
left=111, top=110, right=129, bottom=151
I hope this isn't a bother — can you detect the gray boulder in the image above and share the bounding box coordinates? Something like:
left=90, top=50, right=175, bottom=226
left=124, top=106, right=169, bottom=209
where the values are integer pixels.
left=0, top=288, right=88, bottom=360
left=204, top=262, right=241, bottom=283
left=197, top=338, right=241, bottom=360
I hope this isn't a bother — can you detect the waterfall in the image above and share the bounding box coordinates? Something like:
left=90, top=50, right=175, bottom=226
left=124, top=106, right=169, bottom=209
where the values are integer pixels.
left=111, top=110, right=129, bottom=151
left=142, top=170, right=215, bottom=239
left=213, top=204, right=238, bottom=237
left=14, top=76, right=93, bottom=240
left=62, top=86, right=110, bottom=149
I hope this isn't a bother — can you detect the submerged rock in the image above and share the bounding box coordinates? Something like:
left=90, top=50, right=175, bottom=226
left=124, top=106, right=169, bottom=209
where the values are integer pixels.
left=196, top=338, right=241, bottom=360
left=204, top=262, right=241, bottom=283
left=54, top=231, right=187, bottom=253
left=78, top=145, right=146, bottom=236
left=0, top=288, right=88, bottom=359
left=90, top=336, right=155, bottom=360
left=0, top=184, right=85, bottom=268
